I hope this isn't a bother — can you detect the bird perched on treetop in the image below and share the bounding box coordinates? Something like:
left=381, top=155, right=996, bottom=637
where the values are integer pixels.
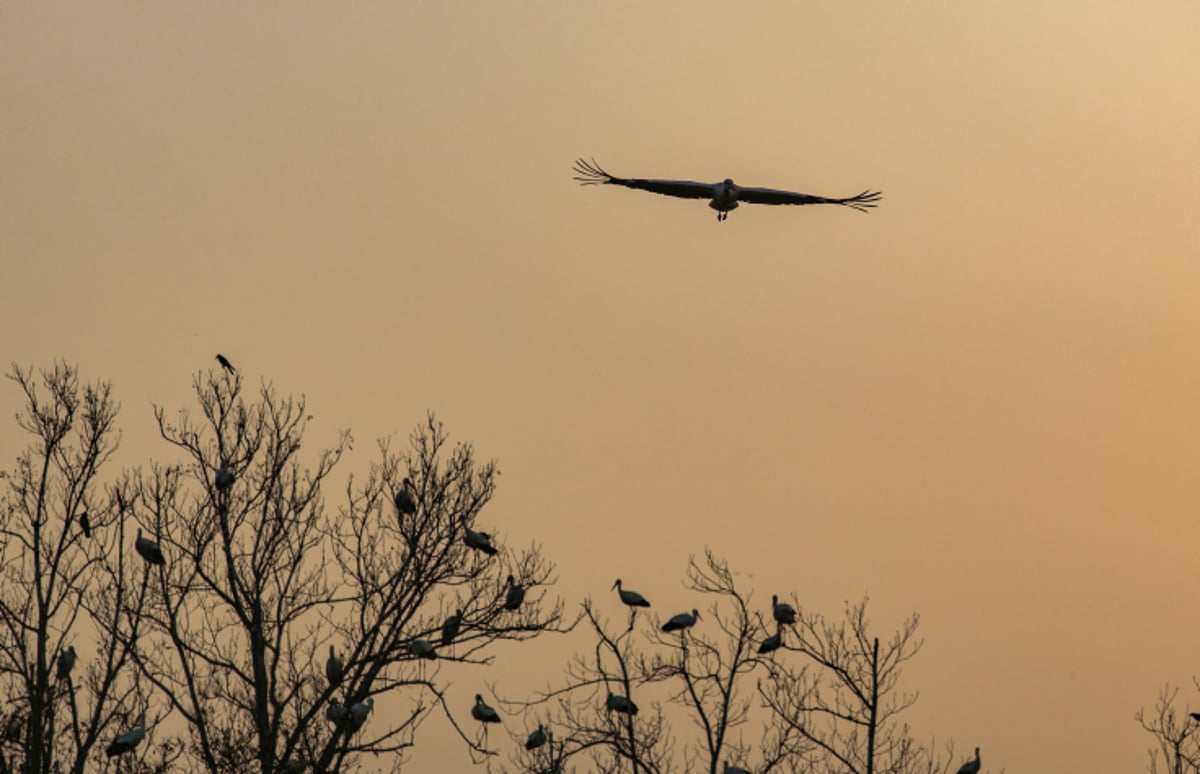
left=215, top=354, right=235, bottom=374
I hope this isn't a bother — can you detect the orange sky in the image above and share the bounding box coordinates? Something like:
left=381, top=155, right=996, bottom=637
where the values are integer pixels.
left=3, top=2, right=1200, bottom=771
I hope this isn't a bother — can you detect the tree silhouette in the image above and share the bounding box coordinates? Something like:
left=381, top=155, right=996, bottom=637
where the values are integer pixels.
left=506, top=551, right=971, bottom=774
left=122, top=369, right=569, bottom=772
left=0, top=363, right=175, bottom=774
left=1137, top=683, right=1200, bottom=774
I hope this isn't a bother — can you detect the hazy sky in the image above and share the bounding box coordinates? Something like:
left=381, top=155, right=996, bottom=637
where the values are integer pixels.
left=3, top=2, right=1200, bottom=771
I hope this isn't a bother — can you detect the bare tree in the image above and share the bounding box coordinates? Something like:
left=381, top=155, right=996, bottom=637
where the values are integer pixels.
left=510, top=552, right=976, bottom=774
left=126, top=370, right=567, bottom=773
left=508, top=594, right=671, bottom=774
left=0, top=363, right=173, bottom=774
left=639, top=551, right=807, bottom=774
left=1137, top=683, right=1200, bottom=774
left=757, top=595, right=937, bottom=774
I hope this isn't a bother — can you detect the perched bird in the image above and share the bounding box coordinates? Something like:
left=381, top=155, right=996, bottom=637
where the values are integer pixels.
left=605, top=692, right=639, bottom=715
left=393, top=477, right=418, bottom=516
left=441, top=609, right=463, bottom=646
left=573, top=158, right=882, bottom=222
left=78, top=512, right=92, bottom=539
left=135, top=528, right=165, bottom=566
left=661, top=609, right=700, bottom=633
left=280, top=758, right=308, bottom=773
left=215, top=354, right=236, bottom=374
left=105, top=720, right=145, bottom=757
left=325, top=645, right=344, bottom=687
left=525, top=723, right=548, bottom=750
left=57, top=645, right=77, bottom=680
left=612, top=579, right=650, bottom=608
left=407, top=639, right=437, bottom=660
left=504, top=575, right=526, bottom=611
left=771, top=595, right=797, bottom=625
left=955, top=747, right=981, bottom=774
left=724, top=763, right=752, bottom=774
left=472, top=694, right=500, bottom=724
left=215, top=465, right=235, bottom=493
left=325, top=701, right=350, bottom=730
left=1192, top=712, right=1200, bottom=722
left=348, top=697, right=373, bottom=732
left=758, top=628, right=783, bottom=655
left=463, top=524, right=499, bottom=556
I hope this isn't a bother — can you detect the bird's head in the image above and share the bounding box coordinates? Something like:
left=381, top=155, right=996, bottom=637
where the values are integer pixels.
left=611, top=579, right=621, bottom=590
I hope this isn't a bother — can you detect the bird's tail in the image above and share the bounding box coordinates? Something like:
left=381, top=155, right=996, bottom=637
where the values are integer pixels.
left=573, top=158, right=612, bottom=185
left=837, top=190, right=883, bottom=213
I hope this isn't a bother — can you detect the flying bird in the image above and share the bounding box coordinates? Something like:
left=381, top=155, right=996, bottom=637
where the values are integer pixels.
left=955, top=747, right=981, bottom=774
left=78, top=512, right=92, bottom=538
left=574, top=158, right=881, bottom=221
left=215, top=354, right=236, bottom=374
left=612, top=579, right=650, bottom=608
left=105, top=720, right=146, bottom=757
left=662, top=609, right=700, bottom=633
left=135, top=528, right=165, bottom=566
left=472, top=694, right=501, bottom=723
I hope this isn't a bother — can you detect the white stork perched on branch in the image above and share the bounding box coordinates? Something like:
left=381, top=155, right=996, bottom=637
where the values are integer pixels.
left=574, top=158, right=881, bottom=222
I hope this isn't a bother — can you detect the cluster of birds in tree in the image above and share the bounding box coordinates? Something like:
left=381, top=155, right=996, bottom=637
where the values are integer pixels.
left=64, top=355, right=986, bottom=772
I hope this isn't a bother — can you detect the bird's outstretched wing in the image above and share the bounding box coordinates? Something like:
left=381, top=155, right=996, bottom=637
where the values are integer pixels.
left=574, top=158, right=714, bottom=200
left=736, top=185, right=882, bottom=212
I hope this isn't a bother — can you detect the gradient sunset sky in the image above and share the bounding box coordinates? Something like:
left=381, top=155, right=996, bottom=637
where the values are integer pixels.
left=4, top=3, right=1199, bottom=771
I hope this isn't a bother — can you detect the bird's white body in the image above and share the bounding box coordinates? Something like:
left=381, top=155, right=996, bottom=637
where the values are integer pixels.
left=106, top=723, right=145, bottom=757
left=408, top=639, right=437, bottom=659
left=348, top=697, right=373, bottom=731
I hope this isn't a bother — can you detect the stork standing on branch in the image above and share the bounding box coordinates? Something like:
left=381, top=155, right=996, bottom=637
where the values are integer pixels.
left=574, top=158, right=882, bottom=222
